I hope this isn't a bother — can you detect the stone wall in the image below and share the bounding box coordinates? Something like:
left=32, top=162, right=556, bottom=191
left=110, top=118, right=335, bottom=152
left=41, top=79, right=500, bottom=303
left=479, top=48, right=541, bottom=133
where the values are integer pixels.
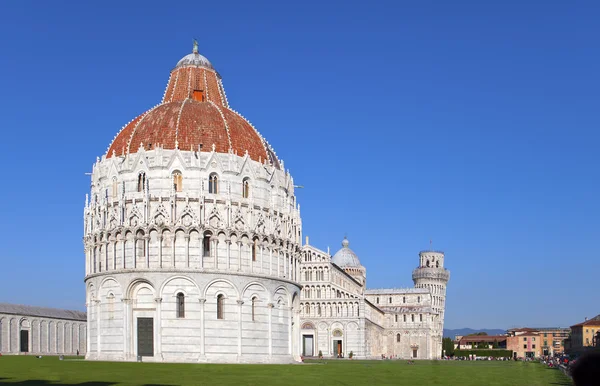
left=85, top=271, right=300, bottom=363
left=0, top=313, right=86, bottom=355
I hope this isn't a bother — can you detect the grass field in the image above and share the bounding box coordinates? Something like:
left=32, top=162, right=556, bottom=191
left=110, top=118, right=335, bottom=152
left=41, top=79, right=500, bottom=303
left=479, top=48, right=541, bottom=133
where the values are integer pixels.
left=0, top=356, right=571, bottom=386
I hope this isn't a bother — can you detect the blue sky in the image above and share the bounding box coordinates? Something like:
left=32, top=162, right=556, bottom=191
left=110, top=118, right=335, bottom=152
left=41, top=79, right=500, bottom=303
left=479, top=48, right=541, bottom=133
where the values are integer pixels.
left=0, top=0, right=598, bottom=329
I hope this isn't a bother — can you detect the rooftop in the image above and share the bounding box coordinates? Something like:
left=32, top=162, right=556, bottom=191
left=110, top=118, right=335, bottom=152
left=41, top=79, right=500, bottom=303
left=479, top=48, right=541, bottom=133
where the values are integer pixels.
left=571, top=315, right=600, bottom=328
left=459, top=335, right=507, bottom=342
left=0, top=303, right=86, bottom=321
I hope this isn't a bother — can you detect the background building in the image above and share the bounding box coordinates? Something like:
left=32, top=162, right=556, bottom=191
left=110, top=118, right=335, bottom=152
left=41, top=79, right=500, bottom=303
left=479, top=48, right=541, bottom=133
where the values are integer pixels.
left=0, top=303, right=86, bottom=355
left=298, top=238, right=449, bottom=359
left=565, top=315, right=600, bottom=355
left=506, top=329, right=541, bottom=359
left=506, top=327, right=570, bottom=357
left=455, top=335, right=507, bottom=350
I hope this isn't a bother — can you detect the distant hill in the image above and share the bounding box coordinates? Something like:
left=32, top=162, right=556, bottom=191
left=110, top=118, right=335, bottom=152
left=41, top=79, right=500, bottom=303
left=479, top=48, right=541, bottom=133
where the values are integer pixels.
left=444, top=328, right=506, bottom=338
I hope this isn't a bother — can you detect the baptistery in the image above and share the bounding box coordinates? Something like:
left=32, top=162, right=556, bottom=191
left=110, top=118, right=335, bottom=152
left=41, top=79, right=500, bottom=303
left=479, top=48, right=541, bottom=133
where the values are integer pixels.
left=83, top=42, right=302, bottom=363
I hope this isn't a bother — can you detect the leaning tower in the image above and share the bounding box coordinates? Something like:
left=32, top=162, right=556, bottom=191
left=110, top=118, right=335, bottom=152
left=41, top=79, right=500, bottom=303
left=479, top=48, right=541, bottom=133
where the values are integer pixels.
left=412, top=251, right=450, bottom=356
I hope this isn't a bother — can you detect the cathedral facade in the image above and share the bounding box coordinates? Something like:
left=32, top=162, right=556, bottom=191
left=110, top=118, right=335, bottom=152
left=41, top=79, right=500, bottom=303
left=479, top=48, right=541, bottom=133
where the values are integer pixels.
left=298, top=238, right=449, bottom=360
left=83, top=43, right=448, bottom=363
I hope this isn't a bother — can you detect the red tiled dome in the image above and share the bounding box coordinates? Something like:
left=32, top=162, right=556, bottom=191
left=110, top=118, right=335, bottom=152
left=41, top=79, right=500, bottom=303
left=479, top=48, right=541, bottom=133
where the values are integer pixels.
left=106, top=44, right=280, bottom=168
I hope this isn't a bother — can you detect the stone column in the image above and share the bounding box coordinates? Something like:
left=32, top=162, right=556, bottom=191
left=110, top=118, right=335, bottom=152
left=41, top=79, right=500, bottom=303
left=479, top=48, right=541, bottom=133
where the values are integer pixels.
left=95, top=299, right=101, bottom=354
left=226, top=240, right=231, bottom=270
left=199, top=234, right=204, bottom=269
left=288, top=306, right=293, bottom=355
left=269, top=247, right=273, bottom=276
left=76, top=324, right=80, bottom=356
left=199, top=298, right=206, bottom=358
left=154, top=298, right=162, bottom=359
left=158, top=236, right=163, bottom=268
left=133, top=237, right=137, bottom=269
left=104, top=241, right=109, bottom=272
left=171, top=235, right=176, bottom=268
left=113, top=242, right=118, bottom=270
left=237, top=300, right=244, bottom=357
left=267, top=303, right=274, bottom=358
left=213, top=237, right=218, bottom=269
left=185, top=234, right=190, bottom=268
left=145, top=236, right=150, bottom=268
left=260, top=245, right=264, bottom=274
left=327, top=327, right=331, bottom=356
left=121, top=298, right=129, bottom=358
left=86, top=303, right=91, bottom=355
left=237, top=242, right=242, bottom=271
left=122, top=240, right=126, bottom=269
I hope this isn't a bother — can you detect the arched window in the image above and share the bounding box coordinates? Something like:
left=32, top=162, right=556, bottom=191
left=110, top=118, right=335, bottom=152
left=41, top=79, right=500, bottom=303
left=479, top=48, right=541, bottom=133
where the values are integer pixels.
left=176, top=293, right=185, bottom=318
left=252, top=240, right=257, bottom=262
left=305, top=304, right=310, bottom=314
left=411, top=314, right=415, bottom=322
left=209, top=173, right=218, bottom=194
left=137, top=172, right=146, bottom=193
left=318, top=304, right=322, bottom=316
left=203, top=233, right=211, bottom=257
left=436, top=261, right=439, bottom=268
left=426, top=260, right=430, bottom=267
left=418, top=296, right=421, bottom=303
left=251, top=297, right=257, bottom=321
left=403, top=296, right=406, bottom=304
left=242, top=177, right=250, bottom=198
left=419, top=314, right=423, bottom=322
left=376, top=297, right=379, bottom=304
left=217, top=294, right=224, bottom=320
left=389, top=297, right=392, bottom=304
left=397, top=334, right=401, bottom=343
left=404, top=314, right=407, bottom=322
left=172, top=170, right=183, bottom=192
left=395, top=314, right=398, bottom=322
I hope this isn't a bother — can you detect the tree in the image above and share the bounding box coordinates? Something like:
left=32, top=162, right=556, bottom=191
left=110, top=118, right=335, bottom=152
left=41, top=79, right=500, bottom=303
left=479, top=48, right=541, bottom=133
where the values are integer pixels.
left=492, top=339, right=499, bottom=349
left=477, top=341, right=488, bottom=349
left=442, top=337, right=455, bottom=357
left=468, top=332, right=488, bottom=336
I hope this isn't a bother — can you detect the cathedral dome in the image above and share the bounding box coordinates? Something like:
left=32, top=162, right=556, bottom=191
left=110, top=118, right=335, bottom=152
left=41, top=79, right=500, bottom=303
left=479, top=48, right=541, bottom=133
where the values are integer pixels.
left=105, top=42, right=280, bottom=168
left=331, top=237, right=362, bottom=268
left=176, top=52, right=214, bottom=70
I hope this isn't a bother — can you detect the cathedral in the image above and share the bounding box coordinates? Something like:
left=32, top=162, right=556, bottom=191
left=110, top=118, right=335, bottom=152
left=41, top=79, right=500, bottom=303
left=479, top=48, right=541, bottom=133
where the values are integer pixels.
left=83, top=42, right=449, bottom=363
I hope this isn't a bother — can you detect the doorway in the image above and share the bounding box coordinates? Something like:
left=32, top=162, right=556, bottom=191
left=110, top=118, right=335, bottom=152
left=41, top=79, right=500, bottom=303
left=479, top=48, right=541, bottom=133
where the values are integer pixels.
left=20, top=330, right=29, bottom=353
left=333, top=340, right=343, bottom=357
left=412, top=349, right=418, bottom=358
left=302, top=335, right=314, bottom=357
left=137, top=317, right=154, bottom=357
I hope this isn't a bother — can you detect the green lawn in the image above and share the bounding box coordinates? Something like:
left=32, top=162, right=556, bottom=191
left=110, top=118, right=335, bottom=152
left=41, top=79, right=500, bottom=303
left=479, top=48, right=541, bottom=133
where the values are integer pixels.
left=0, top=356, right=571, bottom=386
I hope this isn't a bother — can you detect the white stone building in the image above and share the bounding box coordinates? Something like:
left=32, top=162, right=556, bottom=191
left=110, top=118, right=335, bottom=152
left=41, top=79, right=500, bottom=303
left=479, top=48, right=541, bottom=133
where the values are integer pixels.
left=83, top=43, right=449, bottom=363
left=298, top=239, right=449, bottom=359
left=84, top=42, right=302, bottom=363
left=0, top=303, right=86, bottom=355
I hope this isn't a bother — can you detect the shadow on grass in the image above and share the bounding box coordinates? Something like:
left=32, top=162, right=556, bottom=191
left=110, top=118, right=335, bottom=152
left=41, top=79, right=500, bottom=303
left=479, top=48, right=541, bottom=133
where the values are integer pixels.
left=0, top=381, right=176, bottom=386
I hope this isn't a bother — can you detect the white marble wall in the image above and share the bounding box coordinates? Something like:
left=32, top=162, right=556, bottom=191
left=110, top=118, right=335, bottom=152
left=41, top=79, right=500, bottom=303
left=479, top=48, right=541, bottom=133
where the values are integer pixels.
left=85, top=271, right=300, bottom=363
left=85, top=148, right=303, bottom=363
left=0, top=313, right=86, bottom=355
